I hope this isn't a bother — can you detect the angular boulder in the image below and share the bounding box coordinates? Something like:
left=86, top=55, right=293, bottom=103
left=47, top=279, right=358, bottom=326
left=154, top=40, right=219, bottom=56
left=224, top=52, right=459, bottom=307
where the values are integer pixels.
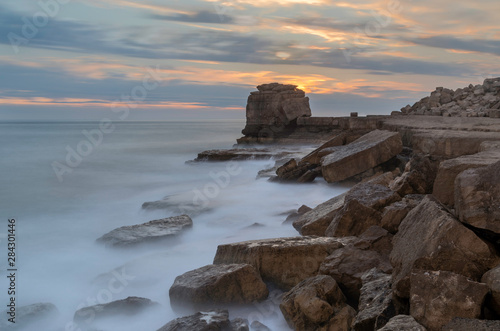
left=299, top=131, right=363, bottom=165
left=410, top=270, right=489, bottom=331
left=433, top=150, right=500, bottom=206
left=213, top=237, right=346, bottom=290
left=378, top=315, right=427, bottom=331
left=321, top=130, right=403, bottom=183
left=293, top=193, right=346, bottom=236
left=389, top=154, right=440, bottom=196
left=380, top=201, right=413, bottom=234
left=442, top=318, right=500, bottom=331
left=280, top=275, right=351, bottom=330
left=455, top=161, right=500, bottom=235
left=169, top=264, right=268, bottom=308
left=96, top=215, right=192, bottom=247
left=481, top=265, right=500, bottom=315
left=390, top=195, right=497, bottom=299
left=74, top=297, right=158, bottom=324
left=195, top=148, right=291, bottom=161
left=157, top=310, right=230, bottom=331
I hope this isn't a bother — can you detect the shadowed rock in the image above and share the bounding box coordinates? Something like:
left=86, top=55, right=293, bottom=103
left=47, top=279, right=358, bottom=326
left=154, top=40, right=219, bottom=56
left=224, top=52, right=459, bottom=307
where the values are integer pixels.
left=293, top=193, right=346, bottom=236
left=442, top=318, right=500, bottom=331
left=157, top=310, right=230, bottom=331
left=378, top=315, right=427, bottom=331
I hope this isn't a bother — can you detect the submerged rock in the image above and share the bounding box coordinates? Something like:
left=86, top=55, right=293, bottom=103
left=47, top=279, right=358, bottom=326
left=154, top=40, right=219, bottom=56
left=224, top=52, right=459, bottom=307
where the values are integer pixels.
left=0, top=302, right=58, bottom=330
left=194, top=148, right=292, bottom=161
left=96, top=215, right=192, bottom=247
left=157, top=309, right=230, bottom=331
left=169, top=264, right=268, bottom=309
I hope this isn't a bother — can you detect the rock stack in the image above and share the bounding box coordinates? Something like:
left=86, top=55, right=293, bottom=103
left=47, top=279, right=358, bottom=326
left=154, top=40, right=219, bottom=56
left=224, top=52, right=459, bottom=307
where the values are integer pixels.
left=401, top=77, right=500, bottom=117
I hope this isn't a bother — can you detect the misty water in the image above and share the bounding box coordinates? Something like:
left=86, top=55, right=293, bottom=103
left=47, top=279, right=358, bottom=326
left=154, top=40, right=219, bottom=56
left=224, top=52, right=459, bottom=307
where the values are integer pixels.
left=0, top=121, right=348, bottom=330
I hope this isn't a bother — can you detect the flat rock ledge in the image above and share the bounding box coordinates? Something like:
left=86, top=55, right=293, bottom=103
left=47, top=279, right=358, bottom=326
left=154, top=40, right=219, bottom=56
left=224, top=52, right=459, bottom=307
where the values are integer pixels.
left=96, top=215, right=192, bottom=247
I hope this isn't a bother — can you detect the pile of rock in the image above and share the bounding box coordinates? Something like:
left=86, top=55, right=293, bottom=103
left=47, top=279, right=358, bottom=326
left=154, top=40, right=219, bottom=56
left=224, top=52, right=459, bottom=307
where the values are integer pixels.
left=400, top=77, right=500, bottom=117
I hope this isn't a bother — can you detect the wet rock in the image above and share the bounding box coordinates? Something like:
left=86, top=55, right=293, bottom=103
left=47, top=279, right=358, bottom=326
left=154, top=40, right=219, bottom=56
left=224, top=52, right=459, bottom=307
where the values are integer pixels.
left=433, top=150, right=500, bottom=206
left=169, top=264, right=268, bottom=308
left=230, top=317, right=249, bottom=331
left=455, top=161, right=500, bottom=235
left=378, top=315, right=427, bottom=331
left=321, top=130, right=403, bottom=183
left=157, top=309, right=230, bottom=331
left=293, top=193, right=346, bottom=236
left=195, top=148, right=292, bottom=161
left=280, top=275, right=350, bottom=331
left=442, top=317, right=500, bottom=331
left=0, top=302, right=58, bottom=330
left=213, top=237, right=346, bottom=290
left=250, top=320, right=271, bottom=331
left=352, top=269, right=395, bottom=331
left=410, top=270, right=489, bottom=331
left=74, top=297, right=158, bottom=324
left=390, top=195, right=497, bottom=299
left=282, top=205, right=312, bottom=225
left=96, top=215, right=193, bottom=247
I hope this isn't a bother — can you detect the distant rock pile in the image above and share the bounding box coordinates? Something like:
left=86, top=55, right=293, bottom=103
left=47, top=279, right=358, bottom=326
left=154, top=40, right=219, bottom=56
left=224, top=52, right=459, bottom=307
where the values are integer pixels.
left=401, top=77, right=500, bottom=117
left=242, top=83, right=311, bottom=138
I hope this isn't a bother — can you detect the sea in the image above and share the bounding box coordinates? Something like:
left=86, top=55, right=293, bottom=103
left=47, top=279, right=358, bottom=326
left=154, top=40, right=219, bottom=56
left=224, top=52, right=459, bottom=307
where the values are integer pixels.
left=0, top=120, right=348, bottom=330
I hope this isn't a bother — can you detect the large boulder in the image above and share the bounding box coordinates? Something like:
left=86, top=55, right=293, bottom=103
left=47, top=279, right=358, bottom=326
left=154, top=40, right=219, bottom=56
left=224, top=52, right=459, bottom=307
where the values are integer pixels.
left=213, top=237, right=346, bottom=290
left=433, top=150, right=500, bottom=206
left=74, top=297, right=158, bottom=324
left=455, top=161, right=500, bottom=235
left=242, top=83, right=311, bottom=138
left=321, top=130, right=403, bottom=183
left=280, top=275, right=354, bottom=331
left=299, top=131, right=363, bottom=165
left=169, top=264, right=268, bottom=309
left=96, top=215, right=192, bottom=247
left=352, top=269, right=395, bottom=331
left=390, top=196, right=497, bottom=299
left=410, top=270, right=489, bottom=331
left=157, top=310, right=230, bottom=331
left=378, top=315, right=427, bottom=331
left=293, top=193, right=346, bottom=236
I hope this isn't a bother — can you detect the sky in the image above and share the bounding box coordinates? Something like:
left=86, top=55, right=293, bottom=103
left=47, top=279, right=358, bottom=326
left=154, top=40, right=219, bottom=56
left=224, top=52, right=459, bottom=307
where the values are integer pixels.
left=0, top=0, right=500, bottom=120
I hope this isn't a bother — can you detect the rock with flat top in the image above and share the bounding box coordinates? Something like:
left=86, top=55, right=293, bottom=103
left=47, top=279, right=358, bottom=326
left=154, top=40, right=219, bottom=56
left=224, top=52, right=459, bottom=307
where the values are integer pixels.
left=321, top=130, right=403, bottom=183
left=157, top=310, right=230, bottom=331
left=74, top=297, right=158, bottom=324
left=96, top=215, right=192, bottom=247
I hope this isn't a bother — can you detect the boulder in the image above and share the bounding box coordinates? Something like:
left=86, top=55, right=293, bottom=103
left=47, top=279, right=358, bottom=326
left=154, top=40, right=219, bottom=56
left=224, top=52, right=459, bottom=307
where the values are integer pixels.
left=169, top=264, right=268, bottom=308
left=390, top=196, right=497, bottom=299
left=442, top=318, right=500, bottom=331
left=96, top=215, right=192, bottom=247
left=195, top=148, right=292, bottom=161
left=74, top=297, right=158, bottom=324
left=242, top=83, right=311, bottom=138
left=352, top=269, right=395, bottom=331
left=250, top=321, right=272, bottom=331
left=380, top=201, right=413, bottom=234
left=299, top=131, right=363, bottom=165
left=410, top=270, right=489, bottom=331
left=389, top=154, right=440, bottom=196
left=230, top=318, right=249, bottom=331
left=455, top=161, right=500, bottom=235
left=481, top=265, right=500, bottom=315
left=213, top=237, right=346, bottom=290
left=321, top=130, right=403, bottom=183
left=157, top=310, right=230, bottom=331
left=325, top=183, right=401, bottom=237
left=432, top=150, right=500, bottom=206
left=293, top=193, right=346, bottom=236
left=0, top=303, right=58, bottom=330
left=377, top=315, right=427, bottom=331
left=280, top=275, right=350, bottom=330
left=282, top=204, right=312, bottom=225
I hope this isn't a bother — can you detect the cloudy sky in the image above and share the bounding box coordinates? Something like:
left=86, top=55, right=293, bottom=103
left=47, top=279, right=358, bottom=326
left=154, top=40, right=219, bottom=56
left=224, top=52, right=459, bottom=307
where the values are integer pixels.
left=1, top=0, right=499, bottom=120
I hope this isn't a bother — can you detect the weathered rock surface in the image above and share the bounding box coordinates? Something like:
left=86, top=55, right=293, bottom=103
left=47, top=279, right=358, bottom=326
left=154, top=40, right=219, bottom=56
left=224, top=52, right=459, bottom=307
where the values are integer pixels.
left=380, top=200, right=413, bottom=234
left=74, top=297, right=158, bottom=324
left=390, top=195, right=497, bottom=299
left=480, top=140, right=500, bottom=151
left=242, top=83, right=311, bottom=139
left=410, top=270, right=489, bottom=331
left=325, top=183, right=401, bottom=237
left=377, top=315, right=427, bottom=331
left=194, top=148, right=293, bottom=162
left=433, top=150, right=500, bottom=206
left=157, top=310, right=230, bottom=331
left=213, top=237, right=346, bottom=290
left=0, top=303, right=58, bottom=330
left=169, top=264, right=268, bottom=308
left=389, top=154, right=440, bottom=196
left=455, top=161, right=500, bottom=235
left=481, top=264, right=500, bottom=315
left=293, top=193, right=346, bottom=236
left=275, top=158, right=321, bottom=182
left=352, top=269, right=395, bottom=331
left=321, top=130, right=403, bottom=183
left=96, top=215, right=193, bottom=247
left=442, top=317, right=500, bottom=331
left=280, top=275, right=351, bottom=331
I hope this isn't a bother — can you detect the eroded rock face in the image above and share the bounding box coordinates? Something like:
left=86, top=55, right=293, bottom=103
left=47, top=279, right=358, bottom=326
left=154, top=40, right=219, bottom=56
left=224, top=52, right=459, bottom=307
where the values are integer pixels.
left=455, top=161, right=500, bottom=235
left=96, top=215, right=192, bottom=247
left=242, top=83, right=311, bottom=138
left=321, top=130, right=403, bottom=183
left=390, top=195, right=497, bottom=299
left=213, top=237, right=346, bottom=290
left=378, top=315, right=427, bottom=331
left=74, top=297, right=158, bottom=324
left=280, top=275, right=350, bottom=330
left=169, top=264, right=268, bottom=309
left=157, top=310, right=230, bottom=331
left=410, top=270, right=489, bottom=331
